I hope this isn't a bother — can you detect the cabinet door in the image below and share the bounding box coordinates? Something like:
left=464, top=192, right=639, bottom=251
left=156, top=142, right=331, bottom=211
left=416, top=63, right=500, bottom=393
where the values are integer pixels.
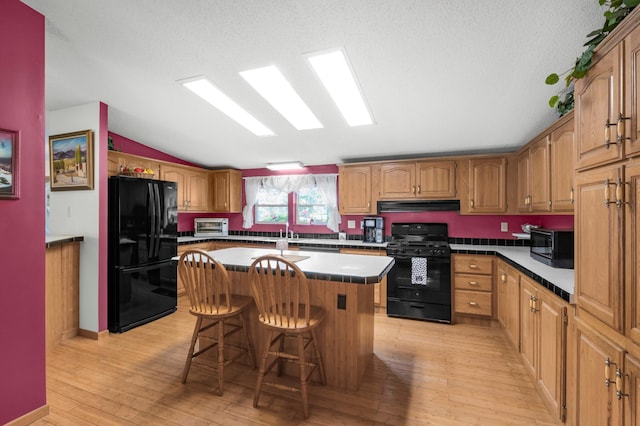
left=338, top=165, right=374, bottom=214
left=625, top=24, right=640, bottom=158
left=626, top=161, right=640, bottom=345
left=497, top=261, right=519, bottom=349
left=550, top=116, right=576, bottom=212
left=575, top=44, right=623, bottom=169
left=160, top=166, right=187, bottom=211
left=530, top=137, right=551, bottom=212
left=520, top=279, right=537, bottom=379
left=625, top=353, right=640, bottom=426
left=415, top=160, right=456, bottom=198
left=378, top=162, right=416, bottom=199
left=186, top=170, right=210, bottom=212
left=516, top=149, right=531, bottom=212
left=537, top=291, right=566, bottom=421
left=574, top=319, right=623, bottom=426
left=211, top=171, right=230, bottom=212
left=575, top=164, right=624, bottom=332
left=468, top=157, right=507, bottom=213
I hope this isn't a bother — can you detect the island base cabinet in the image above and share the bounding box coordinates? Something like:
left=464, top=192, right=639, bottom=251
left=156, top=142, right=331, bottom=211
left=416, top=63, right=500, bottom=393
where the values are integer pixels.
left=208, top=271, right=376, bottom=391
left=46, top=242, right=80, bottom=351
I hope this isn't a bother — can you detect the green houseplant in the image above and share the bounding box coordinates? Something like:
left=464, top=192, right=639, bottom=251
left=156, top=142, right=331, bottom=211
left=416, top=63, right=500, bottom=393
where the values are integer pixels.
left=546, top=0, right=639, bottom=115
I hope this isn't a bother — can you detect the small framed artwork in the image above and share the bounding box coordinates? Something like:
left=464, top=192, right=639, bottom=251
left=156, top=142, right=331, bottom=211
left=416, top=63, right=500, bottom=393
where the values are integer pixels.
left=49, top=129, right=94, bottom=191
left=0, top=128, right=19, bottom=200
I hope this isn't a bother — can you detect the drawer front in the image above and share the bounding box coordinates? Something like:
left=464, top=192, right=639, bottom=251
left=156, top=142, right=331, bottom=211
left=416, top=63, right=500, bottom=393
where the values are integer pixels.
left=453, top=254, right=493, bottom=275
left=454, top=273, right=493, bottom=291
left=454, top=290, right=492, bottom=316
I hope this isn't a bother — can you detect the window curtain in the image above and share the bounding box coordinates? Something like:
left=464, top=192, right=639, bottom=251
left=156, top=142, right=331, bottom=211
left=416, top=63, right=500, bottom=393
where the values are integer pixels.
left=242, top=174, right=341, bottom=232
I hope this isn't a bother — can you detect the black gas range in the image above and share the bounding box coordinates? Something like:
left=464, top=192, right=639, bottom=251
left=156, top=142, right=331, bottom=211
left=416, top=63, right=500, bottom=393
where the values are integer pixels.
left=386, top=223, right=451, bottom=323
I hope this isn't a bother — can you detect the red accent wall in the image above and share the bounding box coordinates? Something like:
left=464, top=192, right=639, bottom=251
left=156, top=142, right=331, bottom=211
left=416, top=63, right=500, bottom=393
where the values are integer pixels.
left=0, top=1, right=46, bottom=423
left=109, top=132, right=199, bottom=166
left=343, top=211, right=574, bottom=239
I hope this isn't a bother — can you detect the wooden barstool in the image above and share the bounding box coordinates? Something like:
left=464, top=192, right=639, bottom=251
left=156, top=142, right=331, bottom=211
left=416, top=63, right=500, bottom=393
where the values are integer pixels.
left=178, top=249, right=256, bottom=395
left=248, top=254, right=326, bottom=418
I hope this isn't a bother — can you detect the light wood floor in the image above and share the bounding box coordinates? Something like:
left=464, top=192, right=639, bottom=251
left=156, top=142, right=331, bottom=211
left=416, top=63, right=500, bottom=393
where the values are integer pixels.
left=35, top=297, right=557, bottom=425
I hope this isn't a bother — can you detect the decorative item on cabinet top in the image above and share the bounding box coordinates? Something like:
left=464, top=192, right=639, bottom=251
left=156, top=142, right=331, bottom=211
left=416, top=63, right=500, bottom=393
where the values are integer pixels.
left=119, top=164, right=155, bottom=178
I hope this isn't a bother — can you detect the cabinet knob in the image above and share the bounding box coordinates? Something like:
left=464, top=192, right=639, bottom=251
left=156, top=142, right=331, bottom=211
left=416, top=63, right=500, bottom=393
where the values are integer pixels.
left=468, top=301, right=479, bottom=306
left=468, top=281, right=479, bottom=286
left=468, top=264, right=478, bottom=269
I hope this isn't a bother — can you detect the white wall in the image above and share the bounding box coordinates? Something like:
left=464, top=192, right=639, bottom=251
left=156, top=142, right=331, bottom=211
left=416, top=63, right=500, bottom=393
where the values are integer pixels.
left=47, top=102, right=102, bottom=333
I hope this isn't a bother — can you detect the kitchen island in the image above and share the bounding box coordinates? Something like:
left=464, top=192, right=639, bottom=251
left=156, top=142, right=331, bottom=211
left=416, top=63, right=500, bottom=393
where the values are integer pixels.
left=174, top=246, right=395, bottom=391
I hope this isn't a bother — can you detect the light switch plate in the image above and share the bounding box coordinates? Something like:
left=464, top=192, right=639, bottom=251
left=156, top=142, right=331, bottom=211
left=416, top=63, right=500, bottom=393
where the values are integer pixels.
left=501, top=222, right=508, bottom=232
left=347, top=220, right=356, bottom=229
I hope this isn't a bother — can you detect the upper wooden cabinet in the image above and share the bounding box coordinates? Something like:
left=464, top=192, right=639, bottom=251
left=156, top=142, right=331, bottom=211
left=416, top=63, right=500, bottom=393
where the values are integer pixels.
left=516, top=148, right=531, bottom=212
left=377, top=160, right=456, bottom=200
left=467, top=157, right=507, bottom=213
left=575, top=43, right=623, bottom=170
left=514, top=112, right=575, bottom=214
left=549, top=113, right=576, bottom=212
left=210, top=169, right=242, bottom=213
left=160, top=164, right=210, bottom=212
left=338, top=164, right=375, bottom=214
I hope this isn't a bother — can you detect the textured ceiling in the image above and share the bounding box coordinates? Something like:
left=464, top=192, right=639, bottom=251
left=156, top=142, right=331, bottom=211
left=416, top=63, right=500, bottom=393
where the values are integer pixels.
left=22, top=0, right=604, bottom=169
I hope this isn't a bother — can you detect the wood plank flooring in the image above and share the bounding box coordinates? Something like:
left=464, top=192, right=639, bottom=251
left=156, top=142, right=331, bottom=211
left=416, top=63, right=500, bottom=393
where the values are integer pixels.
left=34, top=297, right=557, bottom=425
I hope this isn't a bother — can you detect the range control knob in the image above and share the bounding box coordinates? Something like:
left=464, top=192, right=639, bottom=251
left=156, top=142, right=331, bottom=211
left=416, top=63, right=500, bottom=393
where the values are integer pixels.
left=414, top=248, right=421, bottom=255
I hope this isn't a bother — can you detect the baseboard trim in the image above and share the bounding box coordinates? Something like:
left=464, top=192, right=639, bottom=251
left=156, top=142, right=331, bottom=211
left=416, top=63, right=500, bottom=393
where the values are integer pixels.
left=78, top=328, right=109, bottom=340
left=5, top=404, right=49, bottom=426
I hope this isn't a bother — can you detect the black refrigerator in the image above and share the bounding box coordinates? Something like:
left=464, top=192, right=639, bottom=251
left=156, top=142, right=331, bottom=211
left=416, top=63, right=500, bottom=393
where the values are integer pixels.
left=108, top=175, right=178, bottom=332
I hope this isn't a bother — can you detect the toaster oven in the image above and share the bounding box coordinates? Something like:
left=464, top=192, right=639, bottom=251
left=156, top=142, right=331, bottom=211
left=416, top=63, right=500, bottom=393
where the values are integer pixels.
left=194, top=218, right=229, bottom=237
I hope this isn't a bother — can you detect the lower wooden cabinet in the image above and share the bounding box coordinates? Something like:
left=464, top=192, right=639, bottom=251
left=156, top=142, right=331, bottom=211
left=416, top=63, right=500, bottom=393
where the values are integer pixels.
left=520, top=276, right=568, bottom=422
left=572, top=317, right=624, bottom=425
left=496, top=260, right=520, bottom=349
left=46, top=241, right=80, bottom=351
left=452, top=254, right=494, bottom=322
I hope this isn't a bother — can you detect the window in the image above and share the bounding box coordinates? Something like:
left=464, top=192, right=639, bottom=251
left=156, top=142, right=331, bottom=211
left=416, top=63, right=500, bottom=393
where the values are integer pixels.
left=296, top=186, right=329, bottom=225
left=254, top=189, right=288, bottom=224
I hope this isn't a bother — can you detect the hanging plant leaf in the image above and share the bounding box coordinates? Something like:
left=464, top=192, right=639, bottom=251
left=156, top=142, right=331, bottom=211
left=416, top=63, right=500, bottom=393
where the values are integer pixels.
left=549, top=95, right=559, bottom=108
left=546, top=73, right=560, bottom=85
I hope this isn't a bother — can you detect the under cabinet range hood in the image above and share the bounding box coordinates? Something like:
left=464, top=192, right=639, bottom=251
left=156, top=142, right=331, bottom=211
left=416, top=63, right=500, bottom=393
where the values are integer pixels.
left=377, top=200, right=460, bottom=213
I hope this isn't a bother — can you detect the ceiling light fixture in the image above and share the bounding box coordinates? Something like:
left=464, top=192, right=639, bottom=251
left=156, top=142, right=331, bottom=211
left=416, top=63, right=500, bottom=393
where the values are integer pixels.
left=265, top=161, right=305, bottom=171
left=306, top=48, right=374, bottom=127
left=240, top=65, right=323, bottom=130
left=179, top=76, right=274, bottom=136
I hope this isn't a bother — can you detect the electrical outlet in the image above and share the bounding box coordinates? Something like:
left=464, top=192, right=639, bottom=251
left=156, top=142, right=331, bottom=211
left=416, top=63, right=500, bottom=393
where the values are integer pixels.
left=501, top=222, right=508, bottom=232
left=360, top=220, right=364, bottom=229
left=337, top=294, right=347, bottom=310
left=347, top=220, right=356, bottom=229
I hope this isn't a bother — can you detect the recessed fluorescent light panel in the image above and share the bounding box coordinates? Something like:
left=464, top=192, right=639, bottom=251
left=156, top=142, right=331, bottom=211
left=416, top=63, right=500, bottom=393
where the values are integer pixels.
left=179, top=76, right=274, bottom=136
left=240, top=66, right=323, bottom=130
left=266, top=161, right=304, bottom=171
left=307, top=49, right=374, bottom=127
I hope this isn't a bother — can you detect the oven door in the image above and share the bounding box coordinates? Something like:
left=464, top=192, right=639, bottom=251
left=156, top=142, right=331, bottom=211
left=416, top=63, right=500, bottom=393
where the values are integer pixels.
left=387, top=255, right=451, bottom=305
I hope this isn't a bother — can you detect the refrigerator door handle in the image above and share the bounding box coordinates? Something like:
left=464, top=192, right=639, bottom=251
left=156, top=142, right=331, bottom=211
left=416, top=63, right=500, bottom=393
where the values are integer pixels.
left=153, top=183, right=162, bottom=258
left=148, top=182, right=156, bottom=259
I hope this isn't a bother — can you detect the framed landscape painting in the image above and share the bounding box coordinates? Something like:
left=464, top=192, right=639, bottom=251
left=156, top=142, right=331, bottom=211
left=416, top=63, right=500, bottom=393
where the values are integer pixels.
left=0, top=128, right=19, bottom=199
left=49, top=129, right=94, bottom=191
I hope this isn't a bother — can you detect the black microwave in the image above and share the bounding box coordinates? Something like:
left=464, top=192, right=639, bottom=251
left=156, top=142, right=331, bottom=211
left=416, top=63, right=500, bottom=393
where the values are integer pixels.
left=529, top=228, right=574, bottom=269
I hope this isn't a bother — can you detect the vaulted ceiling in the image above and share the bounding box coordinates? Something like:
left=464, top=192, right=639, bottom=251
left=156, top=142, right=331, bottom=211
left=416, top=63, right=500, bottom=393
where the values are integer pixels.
left=22, top=0, right=604, bottom=169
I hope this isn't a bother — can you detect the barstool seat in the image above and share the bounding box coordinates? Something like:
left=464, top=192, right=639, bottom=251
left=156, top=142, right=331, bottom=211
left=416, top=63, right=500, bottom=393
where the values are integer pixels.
left=249, top=255, right=326, bottom=418
left=178, top=249, right=256, bottom=395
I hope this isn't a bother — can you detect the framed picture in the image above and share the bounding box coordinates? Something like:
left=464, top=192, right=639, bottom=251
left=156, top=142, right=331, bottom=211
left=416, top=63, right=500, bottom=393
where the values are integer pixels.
left=49, top=129, right=94, bottom=191
left=0, top=128, right=19, bottom=199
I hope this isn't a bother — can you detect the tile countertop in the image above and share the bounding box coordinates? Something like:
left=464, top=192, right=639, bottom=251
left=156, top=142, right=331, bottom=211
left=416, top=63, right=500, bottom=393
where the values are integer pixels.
left=45, top=235, right=84, bottom=248
left=172, top=247, right=395, bottom=284
left=451, top=244, right=575, bottom=303
left=178, top=235, right=387, bottom=250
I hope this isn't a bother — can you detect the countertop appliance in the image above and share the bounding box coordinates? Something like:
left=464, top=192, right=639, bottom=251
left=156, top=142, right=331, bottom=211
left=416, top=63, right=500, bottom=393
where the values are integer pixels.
left=530, top=227, right=574, bottom=269
left=194, top=217, right=229, bottom=237
left=386, top=223, right=451, bottom=323
left=363, top=216, right=384, bottom=243
left=108, top=176, right=178, bottom=332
